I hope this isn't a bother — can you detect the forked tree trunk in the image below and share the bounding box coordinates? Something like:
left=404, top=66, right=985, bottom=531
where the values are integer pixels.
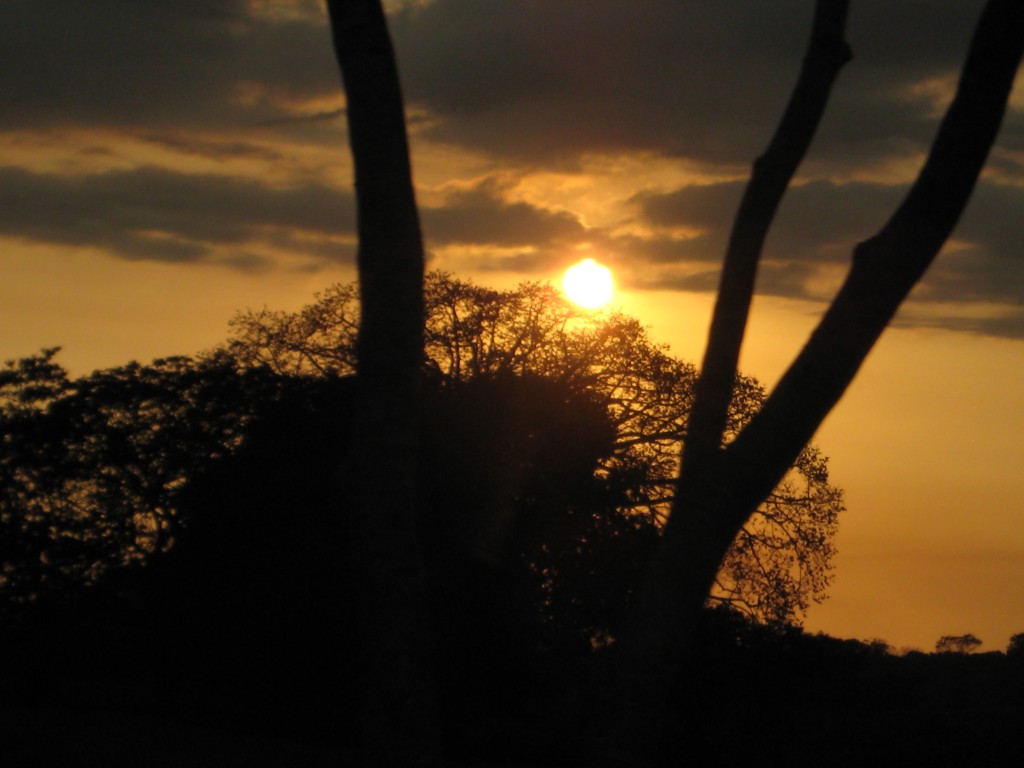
left=598, top=2, right=1022, bottom=765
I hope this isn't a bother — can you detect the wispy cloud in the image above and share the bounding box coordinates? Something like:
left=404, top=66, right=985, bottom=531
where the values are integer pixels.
left=0, top=165, right=354, bottom=265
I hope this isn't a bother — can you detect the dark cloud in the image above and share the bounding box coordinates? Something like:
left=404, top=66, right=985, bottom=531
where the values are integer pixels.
left=598, top=232, right=719, bottom=268
left=391, top=0, right=815, bottom=165
left=0, top=165, right=354, bottom=264
left=638, top=261, right=817, bottom=299
left=629, top=176, right=1024, bottom=331
left=902, top=311, right=1024, bottom=341
left=470, top=250, right=558, bottom=274
left=0, top=0, right=338, bottom=133
left=1, top=0, right=1013, bottom=166
left=634, top=179, right=903, bottom=265
left=388, top=0, right=1013, bottom=171
left=140, top=134, right=288, bottom=162
left=804, top=1, right=1024, bottom=177
left=421, top=179, right=585, bottom=248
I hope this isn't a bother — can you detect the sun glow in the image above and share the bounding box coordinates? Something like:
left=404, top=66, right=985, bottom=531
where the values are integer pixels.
left=562, top=258, right=614, bottom=309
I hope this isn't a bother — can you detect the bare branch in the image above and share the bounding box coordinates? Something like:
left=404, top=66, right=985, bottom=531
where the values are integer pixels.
left=683, top=0, right=851, bottom=468
left=723, top=0, right=1024, bottom=526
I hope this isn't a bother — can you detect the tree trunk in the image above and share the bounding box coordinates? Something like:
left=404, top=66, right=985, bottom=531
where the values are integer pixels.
left=326, top=2, right=439, bottom=765
left=599, top=1, right=1023, bottom=764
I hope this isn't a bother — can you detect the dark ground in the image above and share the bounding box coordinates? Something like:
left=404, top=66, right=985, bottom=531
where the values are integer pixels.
left=2, top=588, right=1022, bottom=767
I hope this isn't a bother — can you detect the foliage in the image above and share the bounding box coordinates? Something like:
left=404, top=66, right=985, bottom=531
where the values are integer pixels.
left=227, top=272, right=845, bottom=624
left=0, top=350, right=281, bottom=606
left=935, top=633, right=983, bottom=654
left=0, top=350, right=631, bottom=743
left=0, top=275, right=842, bottom=627
left=0, top=345, right=617, bottom=644
left=1008, top=633, right=1024, bottom=658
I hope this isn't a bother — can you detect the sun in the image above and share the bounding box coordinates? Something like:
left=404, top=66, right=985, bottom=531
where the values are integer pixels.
left=562, top=258, right=614, bottom=309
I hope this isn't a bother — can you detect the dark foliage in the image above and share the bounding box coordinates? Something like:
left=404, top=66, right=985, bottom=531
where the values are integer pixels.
left=3, top=352, right=1021, bottom=764
left=0, top=351, right=282, bottom=609
left=0, top=351, right=646, bottom=750
left=1008, top=632, right=1024, bottom=659
left=936, top=633, right=984, bottom=654
left=228, top=273, right=844, bottom=624
left=665, top=617, right=1024, bottom=767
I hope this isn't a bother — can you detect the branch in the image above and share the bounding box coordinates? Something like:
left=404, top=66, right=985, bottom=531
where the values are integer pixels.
left=600, top=8, right=1020, bottom=761
left=723, top=0, right=1024, bottom=525
left=682, top=0, right=851, bottom=468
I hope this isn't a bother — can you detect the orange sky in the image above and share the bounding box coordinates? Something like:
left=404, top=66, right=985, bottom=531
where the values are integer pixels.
left=618, top=289, right=1024, bottom=651
left=2, top=0, right=1022, bottom=651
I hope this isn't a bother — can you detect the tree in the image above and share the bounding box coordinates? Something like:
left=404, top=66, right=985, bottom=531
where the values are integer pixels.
left=0, top=296, right=835, bottom=749
left=0, top=349, right=275, bottom=608
left=1008, top=633, right=1024, bottom=659
left=936, top=634, right=983, bottom=655
left=227, top=273, right=844, bottom=626
left=0, top=350, right=644, bottom=752
left=325, top=0, right=1022, bottom=765
left=593, top=3, right=1022, bottom=761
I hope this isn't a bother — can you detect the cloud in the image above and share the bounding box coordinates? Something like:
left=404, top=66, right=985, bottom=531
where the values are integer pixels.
left=629, top=176, right=1024, bottom=334
left=421, top=179, right=586, bottom=248
left=391, top=0, right=814, bottom=166
left=0, top=0, right=338, bottom=134
left=388, top=0, right=1016, bottom=174
left=633, top=179, right=903, bottom=265
left=0, top=0, right=1020, bottom=339
left=3, top=0, right=1014, bottom=175
left=413, top=167, right=1024, bottom=339
left=909, top=310, right=1024, bottom=340
left=0, top=164, right=354, bottom=265
left=140, top=133, right=288, bottom=162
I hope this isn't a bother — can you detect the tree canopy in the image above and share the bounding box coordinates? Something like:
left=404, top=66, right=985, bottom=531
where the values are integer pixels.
left=0, top=350, right=281, bottom=606
left=0, top=273, right=842, bottom=628
left=227, top=272, right=844, bottom=624
left=936, top=634, right=983, bottom=655
left=1008, top=633, right=1024, bottom=658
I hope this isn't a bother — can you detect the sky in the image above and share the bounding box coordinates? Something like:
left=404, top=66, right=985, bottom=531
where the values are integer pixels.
left=2, top=0, right=1022, bottom=651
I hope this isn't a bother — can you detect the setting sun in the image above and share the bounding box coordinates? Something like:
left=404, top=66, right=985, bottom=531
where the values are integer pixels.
left=562, top=258, right=614, bottom=309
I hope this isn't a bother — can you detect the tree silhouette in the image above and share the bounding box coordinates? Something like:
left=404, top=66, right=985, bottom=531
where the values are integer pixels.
left=0, top=350, right=277, bottom=608
left=325, top=1, right=438, bottom=762
left=1008, top=633, right=1024, bottom=659
left=936, top=634, right=983, bottom=655
left=227, top=273, right=843, bottom=625
left=325, top=0, right=1022, bottom=764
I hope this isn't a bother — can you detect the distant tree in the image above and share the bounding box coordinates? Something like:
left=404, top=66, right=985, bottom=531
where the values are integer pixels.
left=865, top=638, right=892, bottom=655
left=1006, top=633, right=1024, bottom=658
left=936, top=634, right=983, bottom=654
left=226, top=273, right=844, bottom=625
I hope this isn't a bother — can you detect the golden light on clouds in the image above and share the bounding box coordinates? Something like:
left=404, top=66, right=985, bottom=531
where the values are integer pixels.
left=507, top=152, right=727, bottom=231
left=563, top=258, right=614, bottom=309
